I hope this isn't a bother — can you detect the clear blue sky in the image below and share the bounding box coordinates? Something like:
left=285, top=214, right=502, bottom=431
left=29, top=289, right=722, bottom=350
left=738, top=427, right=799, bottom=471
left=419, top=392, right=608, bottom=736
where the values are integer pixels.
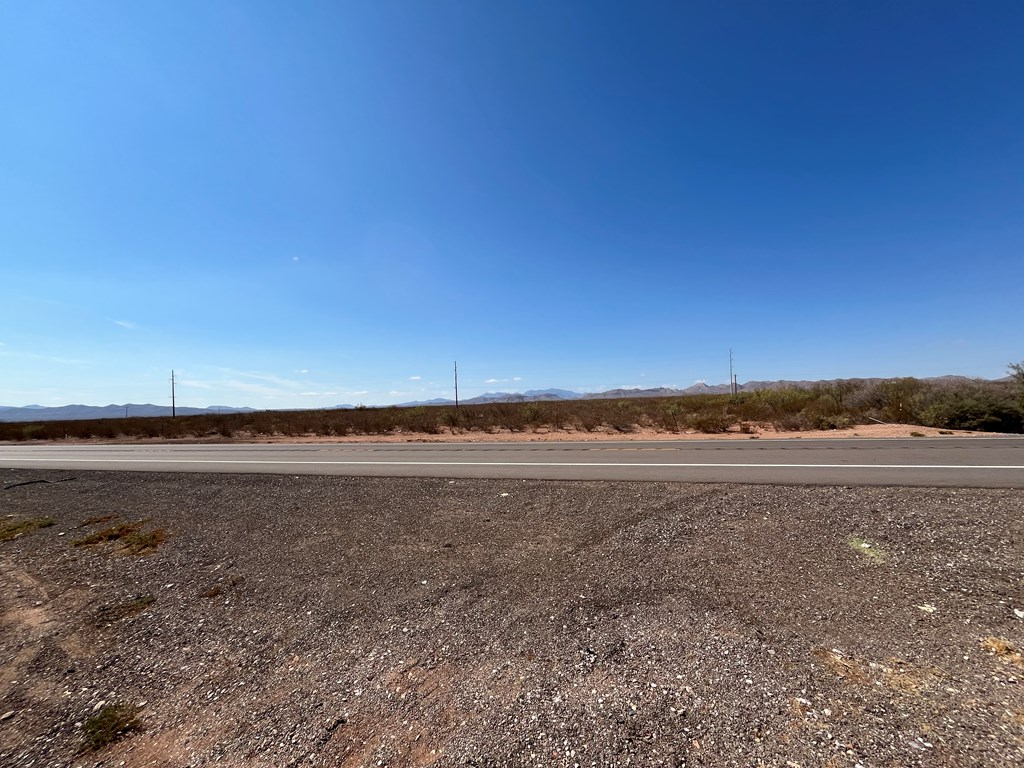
left=2, top=1, right=1022, bottom=408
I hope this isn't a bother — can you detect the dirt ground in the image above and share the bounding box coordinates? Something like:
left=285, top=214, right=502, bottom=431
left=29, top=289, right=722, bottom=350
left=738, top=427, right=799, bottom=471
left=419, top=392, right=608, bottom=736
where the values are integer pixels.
left=49, top=422, right=981, bottom=447
left=1, top=469, right=1022, bottom=767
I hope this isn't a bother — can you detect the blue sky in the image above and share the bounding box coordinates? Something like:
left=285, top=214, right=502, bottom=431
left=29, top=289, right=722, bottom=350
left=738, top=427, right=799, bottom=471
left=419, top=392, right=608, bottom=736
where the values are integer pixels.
left=2, top=1, right=1022, bottom=408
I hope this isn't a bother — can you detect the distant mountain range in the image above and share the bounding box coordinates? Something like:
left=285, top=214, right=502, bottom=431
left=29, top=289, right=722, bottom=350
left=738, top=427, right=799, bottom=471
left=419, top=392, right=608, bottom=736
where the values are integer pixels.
left=0, top=404, right=256, bottom=422
left=1, top=375, right=999, bottom=422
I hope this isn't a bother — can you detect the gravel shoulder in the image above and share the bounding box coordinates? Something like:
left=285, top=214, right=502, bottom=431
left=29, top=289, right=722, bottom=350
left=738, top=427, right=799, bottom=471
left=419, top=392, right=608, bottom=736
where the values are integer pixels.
left=1, top=469, right=1023, bottom=767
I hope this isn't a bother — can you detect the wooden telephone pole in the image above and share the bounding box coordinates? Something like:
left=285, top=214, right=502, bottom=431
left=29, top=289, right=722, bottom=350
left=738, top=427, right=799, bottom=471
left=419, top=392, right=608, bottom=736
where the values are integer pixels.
left=171, top=370, right=177, bottom=417
left=454, top=361, right=459, bottom=409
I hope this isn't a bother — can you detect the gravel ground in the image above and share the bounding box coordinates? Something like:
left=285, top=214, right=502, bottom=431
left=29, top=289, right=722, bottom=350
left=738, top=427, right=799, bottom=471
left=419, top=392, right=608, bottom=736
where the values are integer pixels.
left=1, top=469, right=1022, bottom=767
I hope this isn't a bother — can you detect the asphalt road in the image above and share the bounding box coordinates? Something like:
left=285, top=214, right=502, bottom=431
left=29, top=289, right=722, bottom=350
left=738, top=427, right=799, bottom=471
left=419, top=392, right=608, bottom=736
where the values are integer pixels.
left=2, top=437, right=1023, bottom=487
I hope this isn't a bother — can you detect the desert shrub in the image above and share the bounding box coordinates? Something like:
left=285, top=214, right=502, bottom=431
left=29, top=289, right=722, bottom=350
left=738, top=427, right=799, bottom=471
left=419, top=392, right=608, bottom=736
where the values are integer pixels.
left=814, top=413, right=853, bottom=430
left=401, top=406, right=441, bottom=434
left=921, top=391, right=1022, bottom=433
left=655, top=401, right=686, bottom=431
left=814, top=379, right=867, bottom=409
left=20, top=424, right=46, bottom=441
left=687, top=411, right=733, bottom=433
left=735, top=388, right=817, bottom=425
left=771, top=412, right=810, bottom=431
left=520, top=402, right=548, bottom=429
left=850, top=377, right=929, bottom=423
left=605, top=400, right=641, bottom=433
left=443, top=408, right=464, bottom=431
left=729, top=392, right=769, bottom=422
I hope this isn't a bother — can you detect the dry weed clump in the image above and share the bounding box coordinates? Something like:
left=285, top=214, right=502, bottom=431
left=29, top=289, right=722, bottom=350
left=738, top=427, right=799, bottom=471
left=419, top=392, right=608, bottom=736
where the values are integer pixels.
left=980, top=636, right=1023, bottom=666
left=0, top=516, right=55, bottom=541
left=73, top=523, right=167, bottom=555
left=79, top=703, right=143, bottom=753
left=94, top=594, right=155, bottom=625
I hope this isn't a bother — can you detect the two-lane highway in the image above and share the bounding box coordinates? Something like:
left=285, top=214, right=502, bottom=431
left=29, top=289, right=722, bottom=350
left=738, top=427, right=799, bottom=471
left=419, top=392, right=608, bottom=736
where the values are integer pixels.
left=2, top=438, right=1023, bottom=487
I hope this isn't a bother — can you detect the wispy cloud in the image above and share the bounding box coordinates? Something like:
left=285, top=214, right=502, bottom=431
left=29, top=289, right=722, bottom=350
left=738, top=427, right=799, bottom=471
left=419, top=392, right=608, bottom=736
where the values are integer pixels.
left=299, top=369, right=309, bottom=374
left=180, top=368, right=338, bottom=400
left=409, top=375, right=422, bottom=380
left=219, top=368, right=307, bottom=390
left=484, top=378, right=504, bottom=384
left=113, top=319, right=139, bottom=330
left=3, top=350, right=91, bottom=366
left=513, top=376, right=522, bottom=381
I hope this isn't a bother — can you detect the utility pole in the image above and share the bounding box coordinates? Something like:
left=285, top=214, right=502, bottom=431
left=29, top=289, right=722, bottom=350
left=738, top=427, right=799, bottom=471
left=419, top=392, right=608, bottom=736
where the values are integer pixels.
left=454, top=361, right=459, bottom=410
left=729, top=349, right=735, bottom=396
left=171, top=370, right=176, bottom=418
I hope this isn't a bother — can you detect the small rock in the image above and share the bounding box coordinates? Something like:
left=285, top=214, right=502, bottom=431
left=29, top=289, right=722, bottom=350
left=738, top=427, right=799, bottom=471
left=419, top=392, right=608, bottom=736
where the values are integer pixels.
left=0, top=711, right=14, bottom=721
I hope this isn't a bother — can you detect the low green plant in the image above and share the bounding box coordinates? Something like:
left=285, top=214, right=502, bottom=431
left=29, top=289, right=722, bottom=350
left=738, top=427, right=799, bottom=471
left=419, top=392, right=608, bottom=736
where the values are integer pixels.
left=122, top=529, right=167, bottom=555
left=0, top=516, right=55, bottom=541
left=79, top=514, right=117, bottom=527
left=94, top=594, right=155, bottom=625
left=74, top=523, right=166, bottom=554
left=847, top=536, right=888, bottom=563
left=687, top=411, right=733, bottom=433
left=74, top=523, right=140, bottom=547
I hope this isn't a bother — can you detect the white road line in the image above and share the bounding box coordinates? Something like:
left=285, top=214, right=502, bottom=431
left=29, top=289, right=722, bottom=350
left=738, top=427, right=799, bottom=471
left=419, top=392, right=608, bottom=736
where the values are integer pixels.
left=2, top=458, right=1022, bottom=469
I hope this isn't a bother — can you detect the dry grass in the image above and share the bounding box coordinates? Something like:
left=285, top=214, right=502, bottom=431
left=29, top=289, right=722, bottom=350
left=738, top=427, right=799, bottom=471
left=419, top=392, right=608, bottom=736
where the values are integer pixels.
left=74, top=523, right=141, bottom=547
left=812, top=648, right=871, bottom=684
left=79, top=703, right=143, bottom=753
left=980, top=636, right=1023, bottom=666
left=122, top=528, right=167, bottom=555
left=0, top=516, right=55, bottom=541
left=94, top=594, right=155, bottom=625
left=78, top=513, right=117, bottom=527
left=73, top=523, right=166, bottom=555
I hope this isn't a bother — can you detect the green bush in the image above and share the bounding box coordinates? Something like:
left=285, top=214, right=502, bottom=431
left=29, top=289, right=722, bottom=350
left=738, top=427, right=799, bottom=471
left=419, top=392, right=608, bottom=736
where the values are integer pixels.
left=687, top=411, right=733, bottom=433
left=921, top=391, right=1022, bottom=433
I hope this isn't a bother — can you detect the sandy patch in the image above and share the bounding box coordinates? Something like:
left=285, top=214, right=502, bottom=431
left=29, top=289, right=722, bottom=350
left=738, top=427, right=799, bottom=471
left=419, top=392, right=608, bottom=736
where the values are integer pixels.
left=39, top=422, right=985, bottom=447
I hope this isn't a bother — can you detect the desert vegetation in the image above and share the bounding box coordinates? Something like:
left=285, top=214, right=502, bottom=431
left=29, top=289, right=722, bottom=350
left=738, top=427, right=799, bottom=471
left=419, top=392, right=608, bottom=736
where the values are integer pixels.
left=2, top=374, right=1021, bottom=442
